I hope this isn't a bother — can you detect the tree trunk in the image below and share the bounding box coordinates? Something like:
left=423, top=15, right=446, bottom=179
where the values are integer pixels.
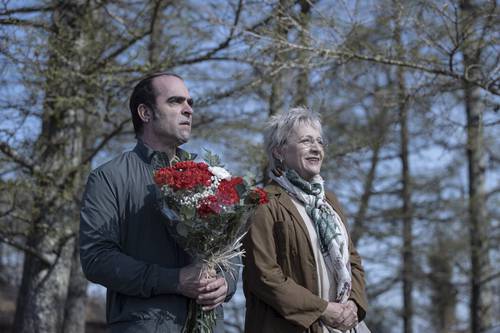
left=148, top=0, right=170, bottom=67
left=350, top=102, right=389, bottom=246
left=459, top=1, right=492, bottom=332
left=0, top=242, right=6, bottom=285
left=62, top=139, right=93, bottom=333
left=428, top=228, right=457, bottom=333
left=268, top=0, right=291, bottom=116
left=350, top=149, right=378, bottom=247
left=393, top=3, right=413, bottom=332
left=399, top=77, right=413, bottom=333
left=293, top=0, right=312, bottom=107
left=12, top=1, right=88, bottom=332
left=62, top=236, right=88, bottom=333
left=262, top=0, right=291, bottom=184
left=13, top=235, right=74, bottom=333
left=465, top=82, right=490, bottom=333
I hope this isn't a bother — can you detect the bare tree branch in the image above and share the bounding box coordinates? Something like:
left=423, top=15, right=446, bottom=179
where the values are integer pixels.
left=480, top=270, right=500, bottom=285
left=367, top=274, right=401, bottom=299
left=0, top=234, right=53, bottom=266
left=176, top=0, right=244, bottom=66
left=0, top=17, right=50, bottom=30
left=88, top=31, right=152, bottom=74
left=82, top=118, right=130, bottom=165
left=0, top=4, right=54, bottom=16
left=0, top=141, right=38, bottom=174
left=244, top=31, right=500, bottom=96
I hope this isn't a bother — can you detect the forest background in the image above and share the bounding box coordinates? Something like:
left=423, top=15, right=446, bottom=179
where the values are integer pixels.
left=0, top=1, right=499, bottom=333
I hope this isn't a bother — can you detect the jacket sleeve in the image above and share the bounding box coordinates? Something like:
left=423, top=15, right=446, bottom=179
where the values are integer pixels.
left=243, top=202, right=328, bottom=329
left=347, top=237, right=368, bottom=321
left=221, top=255, right=240, bottom=302
left=80, top=171, right=180, bottom=297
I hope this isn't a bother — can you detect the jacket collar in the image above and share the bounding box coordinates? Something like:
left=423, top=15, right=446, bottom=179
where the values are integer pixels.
left=265, top=181, right=349, bottom=264
left=265, top=182, right=312, bottom=242
left=265, top=181, right=347, bottom=225
left=325, top=192, right=347, bottom=223
left=134, top=139, right=196, bottom=165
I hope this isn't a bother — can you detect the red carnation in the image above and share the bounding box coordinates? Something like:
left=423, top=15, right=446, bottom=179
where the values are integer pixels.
left=216, top=177, right=243, bottom=206
left=197, top=195, right=221, bottom=217
left=154, top=161, right=212, bottom=191
left=154, top=168, right=175, bottom=187
left=248, top=188, right=268, bottom=205
left=173, top=161, right=208, bottom=171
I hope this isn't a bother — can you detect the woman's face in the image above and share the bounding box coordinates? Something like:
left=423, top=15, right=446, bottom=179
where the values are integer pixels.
left=277, top=123, right=325, bottom=181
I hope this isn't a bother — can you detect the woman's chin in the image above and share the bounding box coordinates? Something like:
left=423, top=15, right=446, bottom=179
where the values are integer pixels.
left=298, top=170, right=321, bottom=181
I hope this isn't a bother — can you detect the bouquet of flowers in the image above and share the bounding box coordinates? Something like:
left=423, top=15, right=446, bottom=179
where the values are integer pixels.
left=153, top=152, right=268, bottom=333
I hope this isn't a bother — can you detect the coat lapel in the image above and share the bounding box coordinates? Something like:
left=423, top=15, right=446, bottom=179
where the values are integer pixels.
left=325, top=191, right=348, bottom=226
left=266, top=183, right=314, bottom=252
left=265, top=182, right=350, bottom=252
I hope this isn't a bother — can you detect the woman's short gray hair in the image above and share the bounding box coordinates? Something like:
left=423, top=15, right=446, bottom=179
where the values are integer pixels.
left=263, top=106, right=323, bottom=170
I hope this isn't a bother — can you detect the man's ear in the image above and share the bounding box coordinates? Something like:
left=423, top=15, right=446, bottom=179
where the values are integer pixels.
left=138, top=104, right=152, bottom=122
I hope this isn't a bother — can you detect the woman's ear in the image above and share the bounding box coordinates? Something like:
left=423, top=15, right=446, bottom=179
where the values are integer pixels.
left=271, top=147, right=286, bottom=176
left=272, top=147, right=283, bottom=162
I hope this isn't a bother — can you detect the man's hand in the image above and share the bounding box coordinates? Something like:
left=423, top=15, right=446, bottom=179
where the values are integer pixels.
left=321, top=301, right=358, bottom=331
left=197, top=276, right=228, bottom=311
left=177, top=263, right=216, bottom=299
left=177, top=263, right=228, bottom=311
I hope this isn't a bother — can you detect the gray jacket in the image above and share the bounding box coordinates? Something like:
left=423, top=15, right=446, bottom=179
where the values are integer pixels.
left=80, top=140, right=238, bottom=332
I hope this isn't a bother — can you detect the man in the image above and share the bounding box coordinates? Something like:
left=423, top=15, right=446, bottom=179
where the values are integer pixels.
left=80, top=73, right=237, bottom=332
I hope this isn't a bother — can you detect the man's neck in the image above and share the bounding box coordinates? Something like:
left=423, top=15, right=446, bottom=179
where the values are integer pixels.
left=139, top=136, right=177, bottom=160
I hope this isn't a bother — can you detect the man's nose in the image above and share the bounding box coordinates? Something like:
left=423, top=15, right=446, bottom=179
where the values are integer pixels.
left=182, top=102, right=193, bottom=116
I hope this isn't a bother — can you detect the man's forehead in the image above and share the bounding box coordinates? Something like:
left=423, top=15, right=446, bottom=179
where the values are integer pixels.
left=152, top=75, right=189, bottom=96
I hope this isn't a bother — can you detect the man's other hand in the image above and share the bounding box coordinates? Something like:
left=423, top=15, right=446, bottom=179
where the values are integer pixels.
left=177, top=263, right=216, bottom=299
left=197, top=277, right=228, bottom=311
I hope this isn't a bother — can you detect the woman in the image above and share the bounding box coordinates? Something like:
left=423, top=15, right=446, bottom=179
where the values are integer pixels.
left=243, top=107, right=369, bottom=333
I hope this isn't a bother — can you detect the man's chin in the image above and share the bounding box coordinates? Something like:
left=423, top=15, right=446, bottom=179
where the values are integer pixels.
left=177, top=135, right=190, bottom=145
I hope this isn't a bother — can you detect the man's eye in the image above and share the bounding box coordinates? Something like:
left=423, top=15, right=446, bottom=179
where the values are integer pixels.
left=167, top=96, right=185, bottom=104
left=167, top=96, right=194, bottom=107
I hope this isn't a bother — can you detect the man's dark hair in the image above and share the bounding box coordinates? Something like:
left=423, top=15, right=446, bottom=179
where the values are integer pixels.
left=129, top=72, right=183, bottom=135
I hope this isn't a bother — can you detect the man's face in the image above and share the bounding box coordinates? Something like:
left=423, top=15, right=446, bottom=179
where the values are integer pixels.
left=148, top=75, right=193, bottom=146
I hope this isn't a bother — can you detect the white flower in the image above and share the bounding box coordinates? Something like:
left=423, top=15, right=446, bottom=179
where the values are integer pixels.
left=209, top=166, right=231, bottom=180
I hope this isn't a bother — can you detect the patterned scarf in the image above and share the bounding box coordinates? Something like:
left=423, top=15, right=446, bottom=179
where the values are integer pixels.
left=270, top=169, right=352, bottom=303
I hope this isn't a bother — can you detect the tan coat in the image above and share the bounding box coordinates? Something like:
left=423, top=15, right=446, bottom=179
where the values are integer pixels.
left=243, top=183, right=368, bottom=333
